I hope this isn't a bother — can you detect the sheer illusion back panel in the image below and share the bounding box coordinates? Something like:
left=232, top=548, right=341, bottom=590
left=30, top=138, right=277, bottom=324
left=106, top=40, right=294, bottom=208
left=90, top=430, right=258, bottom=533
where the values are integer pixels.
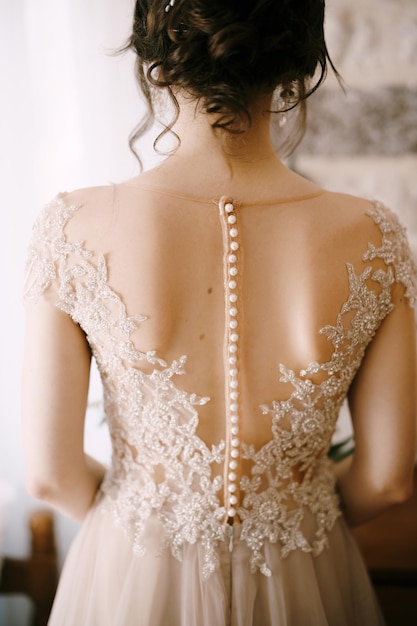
left=53, top=185, right=397, bottom=481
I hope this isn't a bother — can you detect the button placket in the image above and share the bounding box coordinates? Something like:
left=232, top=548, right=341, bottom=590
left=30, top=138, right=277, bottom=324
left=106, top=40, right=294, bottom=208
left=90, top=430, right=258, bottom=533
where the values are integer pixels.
left=218, top=197, right=242, bottom=524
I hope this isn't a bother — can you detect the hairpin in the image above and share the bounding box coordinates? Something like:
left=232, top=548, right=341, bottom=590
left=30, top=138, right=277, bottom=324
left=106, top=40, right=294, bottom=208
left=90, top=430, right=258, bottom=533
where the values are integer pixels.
left=165, top=0, right=176, bottom=12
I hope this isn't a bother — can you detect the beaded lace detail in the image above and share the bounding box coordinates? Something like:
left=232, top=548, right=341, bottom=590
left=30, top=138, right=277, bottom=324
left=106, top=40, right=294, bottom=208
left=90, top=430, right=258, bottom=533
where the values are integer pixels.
left=24, top=194, right=417, bottom=579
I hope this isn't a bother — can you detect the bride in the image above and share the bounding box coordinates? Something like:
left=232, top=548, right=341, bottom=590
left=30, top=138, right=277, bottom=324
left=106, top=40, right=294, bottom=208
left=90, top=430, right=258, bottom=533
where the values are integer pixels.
left=22, top=1, right=416, bottom=624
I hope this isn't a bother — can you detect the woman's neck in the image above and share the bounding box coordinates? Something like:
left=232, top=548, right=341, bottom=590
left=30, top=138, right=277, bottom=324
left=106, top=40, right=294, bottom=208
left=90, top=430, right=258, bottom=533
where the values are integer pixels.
left=133, top=92, right=319, bottom=202
left=171, top=92, right=279, bottom=168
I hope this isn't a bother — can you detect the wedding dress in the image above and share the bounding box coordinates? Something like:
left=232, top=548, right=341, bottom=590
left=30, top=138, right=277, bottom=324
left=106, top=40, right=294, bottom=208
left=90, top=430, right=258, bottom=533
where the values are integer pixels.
left=24, top=185, right=416, bottom=625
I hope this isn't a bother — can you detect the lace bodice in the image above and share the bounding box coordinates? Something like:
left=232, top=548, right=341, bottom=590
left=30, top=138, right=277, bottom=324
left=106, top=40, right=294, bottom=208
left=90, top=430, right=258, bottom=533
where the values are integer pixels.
left=24, top=191, right=417, bottom=579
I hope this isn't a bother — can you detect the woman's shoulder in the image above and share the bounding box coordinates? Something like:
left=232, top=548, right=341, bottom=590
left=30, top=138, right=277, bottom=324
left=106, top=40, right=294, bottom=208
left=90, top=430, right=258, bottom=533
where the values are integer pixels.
left=59, top=184, right=116, bottom=219
left=35, top=185, right=115, bottom=224
left=24, top=186, right=115, bottom=300
left=319, top=189, right=376, bottom=217
left=34, top=185, right=121, bottom=248
left=319, top=189, right=408, bottom=235
left=321, top=190, right=417, bottom=305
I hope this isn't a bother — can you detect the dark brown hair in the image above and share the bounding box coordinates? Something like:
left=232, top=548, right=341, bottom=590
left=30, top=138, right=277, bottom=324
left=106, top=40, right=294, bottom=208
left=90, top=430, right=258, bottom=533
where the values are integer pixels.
left=122, top=0, right=338, bottom=164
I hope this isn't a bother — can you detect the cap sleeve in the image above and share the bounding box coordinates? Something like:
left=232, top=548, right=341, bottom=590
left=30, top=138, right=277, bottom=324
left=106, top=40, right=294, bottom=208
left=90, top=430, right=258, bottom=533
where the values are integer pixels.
left=23, top=193, right=86, bottom=307
left=364, top=202, right=417, bottom=307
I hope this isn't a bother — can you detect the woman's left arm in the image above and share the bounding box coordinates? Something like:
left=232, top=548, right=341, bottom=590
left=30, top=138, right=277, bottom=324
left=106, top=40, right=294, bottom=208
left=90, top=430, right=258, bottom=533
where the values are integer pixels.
left=22, top=297, right=106, bottom=522
left=335, top=293, right=416, bottom=526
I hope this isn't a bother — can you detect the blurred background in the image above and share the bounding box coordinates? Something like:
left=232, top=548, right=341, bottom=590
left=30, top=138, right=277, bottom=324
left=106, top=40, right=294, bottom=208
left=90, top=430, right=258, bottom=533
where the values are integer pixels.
left=0, top=0, right=416, bottom=623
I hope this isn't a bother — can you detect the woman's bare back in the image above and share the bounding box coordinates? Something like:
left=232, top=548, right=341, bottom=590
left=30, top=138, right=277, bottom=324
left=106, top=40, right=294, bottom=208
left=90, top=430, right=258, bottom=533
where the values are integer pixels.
left=25, top=171, right=415, bottom=579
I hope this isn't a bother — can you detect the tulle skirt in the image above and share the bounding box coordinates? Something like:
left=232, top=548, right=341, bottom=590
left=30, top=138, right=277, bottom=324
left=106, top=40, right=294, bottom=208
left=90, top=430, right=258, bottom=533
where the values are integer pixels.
left=48, top=500, right=385, bottom=625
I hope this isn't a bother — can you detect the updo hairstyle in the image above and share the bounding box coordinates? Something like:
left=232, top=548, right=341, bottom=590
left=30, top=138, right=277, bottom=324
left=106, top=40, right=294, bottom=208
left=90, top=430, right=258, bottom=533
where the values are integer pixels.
left=124, top=0, right=338, bottom=161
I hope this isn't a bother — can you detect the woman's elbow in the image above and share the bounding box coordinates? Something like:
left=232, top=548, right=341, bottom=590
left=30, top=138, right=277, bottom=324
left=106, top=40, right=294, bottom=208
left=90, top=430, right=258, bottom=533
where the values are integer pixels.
left=385, top=477, right=414, bottom=505
left=371, top=471, right=414, bottom=510
left=25, top=471, right=63, bottom=503
left=341, top=460, right=415, bottom=526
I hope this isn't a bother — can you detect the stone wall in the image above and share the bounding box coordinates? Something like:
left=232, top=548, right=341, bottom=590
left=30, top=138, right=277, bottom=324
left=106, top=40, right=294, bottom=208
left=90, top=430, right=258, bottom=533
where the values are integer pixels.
left=293, top=0, right=417, bottom=253
left=292, top=0, right=417, bottom=441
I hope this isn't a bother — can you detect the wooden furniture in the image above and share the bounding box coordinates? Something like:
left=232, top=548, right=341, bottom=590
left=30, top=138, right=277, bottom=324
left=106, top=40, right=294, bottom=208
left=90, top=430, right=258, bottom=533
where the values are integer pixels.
left=0, top=509, right=58, bottom=626
left=353, top=467, right=417, bottom=626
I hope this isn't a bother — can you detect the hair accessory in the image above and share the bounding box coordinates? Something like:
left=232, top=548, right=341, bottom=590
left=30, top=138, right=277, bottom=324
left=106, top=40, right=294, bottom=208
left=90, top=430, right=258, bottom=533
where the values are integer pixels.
left=165, top=0, right=176, bottom=12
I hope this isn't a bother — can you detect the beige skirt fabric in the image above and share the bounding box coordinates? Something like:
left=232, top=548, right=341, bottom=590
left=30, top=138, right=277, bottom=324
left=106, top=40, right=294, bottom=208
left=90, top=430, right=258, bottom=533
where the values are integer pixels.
left=48, top=502, right=385, bottom=625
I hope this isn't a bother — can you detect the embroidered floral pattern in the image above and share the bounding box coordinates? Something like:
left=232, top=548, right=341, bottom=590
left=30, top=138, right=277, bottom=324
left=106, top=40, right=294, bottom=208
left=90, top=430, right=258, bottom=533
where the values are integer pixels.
left=24, top=194, right=417, bottom=579
left=364, top=202, right=417, bottom=306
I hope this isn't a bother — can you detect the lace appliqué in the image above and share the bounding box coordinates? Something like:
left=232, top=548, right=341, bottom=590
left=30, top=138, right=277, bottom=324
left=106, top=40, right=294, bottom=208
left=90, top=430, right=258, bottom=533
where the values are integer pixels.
left=24, top=194, right=226, bottom=579
left=364, top=202, right=417, bottom=306
left=24, top=195, right=417, bottom=580
left=24, top=194, right=165, bottom=368
left=242, top=257, right=395, bottom=575
left=24, top=194, right=90, bottom=301
left=100, top=355, right=226, bottom=579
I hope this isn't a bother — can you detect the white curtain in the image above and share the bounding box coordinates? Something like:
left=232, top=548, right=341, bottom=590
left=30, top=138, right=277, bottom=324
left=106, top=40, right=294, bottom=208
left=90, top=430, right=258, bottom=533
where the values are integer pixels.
left=0, top=2, right=156, bottom=623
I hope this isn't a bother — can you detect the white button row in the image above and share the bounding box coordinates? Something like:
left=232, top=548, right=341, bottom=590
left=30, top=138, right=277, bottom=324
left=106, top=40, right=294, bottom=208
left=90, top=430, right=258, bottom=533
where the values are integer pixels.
left=222, top=200, right=241, bottom=521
